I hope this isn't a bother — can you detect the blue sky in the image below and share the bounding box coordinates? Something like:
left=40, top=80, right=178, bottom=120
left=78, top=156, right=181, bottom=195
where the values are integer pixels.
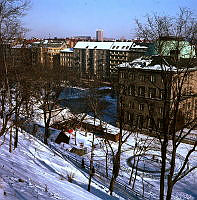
left=23, top=0, right=197, bottom=39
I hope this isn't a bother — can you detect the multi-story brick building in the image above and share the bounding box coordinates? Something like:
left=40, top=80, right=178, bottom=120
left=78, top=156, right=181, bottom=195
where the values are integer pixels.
left=116, top=57, right=197, bottom=132
left=74, top=42, right=113, bottom=80
left=60, top=48, right=74, bottom=68
left=31, top=39, right=67, bottom=67
left=73, top=41, right=147, bottom=81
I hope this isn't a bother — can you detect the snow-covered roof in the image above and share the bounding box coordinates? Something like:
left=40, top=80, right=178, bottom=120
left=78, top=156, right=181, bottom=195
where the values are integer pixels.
left=110, top=42, right=134, bottom=51
left=33, top=41, right=41, bottom=44
left=117, top=57, right=177, bottom=71
left=60, top=48, right=74, bottom=53
left=74, top=41, right=114, bottom=50
left=74, top=41, right=147, bottom=51
left=12, top=44, right=23, bottom=48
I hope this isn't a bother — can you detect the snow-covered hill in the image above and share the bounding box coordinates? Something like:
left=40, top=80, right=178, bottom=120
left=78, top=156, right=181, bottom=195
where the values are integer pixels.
left=0, top=131, right=107, bottom=200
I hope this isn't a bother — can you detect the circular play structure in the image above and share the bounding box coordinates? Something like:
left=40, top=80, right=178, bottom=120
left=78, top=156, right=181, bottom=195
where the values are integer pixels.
left=126, top=152, right=187, bottom=176
left=127, top=154, right=171, bottom=174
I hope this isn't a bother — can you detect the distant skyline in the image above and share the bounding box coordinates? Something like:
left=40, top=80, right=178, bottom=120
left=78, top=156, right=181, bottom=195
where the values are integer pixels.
left=23, top=0, right=197, bottom=39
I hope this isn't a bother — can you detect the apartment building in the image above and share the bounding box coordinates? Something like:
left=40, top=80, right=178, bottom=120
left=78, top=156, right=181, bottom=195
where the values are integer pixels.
left=60, top=48, right=74, bottom=68
left=31, top=39, right=67, bottom=67
left=116, top=57, right=197, bottom=132
left=73, top=41, right=147, bottom=81
left=74, top=42, right=113, bottom=80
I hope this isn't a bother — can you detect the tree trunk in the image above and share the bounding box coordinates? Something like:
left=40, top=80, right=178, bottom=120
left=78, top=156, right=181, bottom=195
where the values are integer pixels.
left=14, top=126, right=18, bottom=149
left=88, top=116, right=95, bottom=192
left=166, top=144, right=176, bottom=200
left=44, top=123, right=50, bottom=145
left=75, top=131, right=77, bottom=145
left=132, top=155, right=140, bottom=189
left=109, top=175, right=115, bottom=195
left=109, top=151, right=121, bottom=195
left=160, top=142, right=167, bottom=200
left=9, top=128, right=12, bottom=153
left=105, top=152, right=108, bottom=177
left=88, top=172, right=93, bottom=192
left=105, top=140, right=109, bottom=177
left=129, top=155, right=136, bottom=185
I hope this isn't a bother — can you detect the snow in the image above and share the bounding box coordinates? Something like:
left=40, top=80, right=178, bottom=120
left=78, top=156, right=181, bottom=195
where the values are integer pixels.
left=97, top=87, right=112, bottom=91
left=1, top=119, right=196, bottom=200
left=0, top=130, right=111, bottom=200
left=54, top=123, right=197, bottom=200
left=0, top=88, right=196, bottom=200
left=60, top=48, right=74, bottom=53
left=74, top=42, right=114, bottom=50
left=117, top=57, right=177, bottom=71
left=74, top=41, right=147, bottom=51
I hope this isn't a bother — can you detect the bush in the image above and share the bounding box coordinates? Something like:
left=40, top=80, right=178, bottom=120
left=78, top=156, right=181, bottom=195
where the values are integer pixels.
left=67, top=172, right=75, bottom=183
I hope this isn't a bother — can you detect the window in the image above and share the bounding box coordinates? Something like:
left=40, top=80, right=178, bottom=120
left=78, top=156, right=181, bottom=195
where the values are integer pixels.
left=137, top=115, right=144, bottom=129
left=128, top=85, right=135, bottom=96
left=139, top=104, right=144, bottom=111
left=158, top=120, right=163, bottom=130
left=159, top=107, right=163, bottom=115
left=148, top=103, right=154, bottom=113
left=148, top=88, right=156, bottom=98
left=112, top=46, right=115, bottom=49
left=148, top=117, right=155, bottom=129
left=116, top=46, right=119, bottom=49
left=138, top=86, right=145, bottom=97
left=122, top=46, right=125, bottom=49
left=120, top=72, right=125, bottom=79
left=128, top=112, right=134, bottom=122
left=130, top=73, right=135, bottom=80
left=126, top=46, right=129, bottom=49
left=150, top=75, right=156, bottom=83
left=159, top=89, right=164, bottom=99
left=129, top=102, right=135, bottom=109
left=139, top=74, right=145, bottom=81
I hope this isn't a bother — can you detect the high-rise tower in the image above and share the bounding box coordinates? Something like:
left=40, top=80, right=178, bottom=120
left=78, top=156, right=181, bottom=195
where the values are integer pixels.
left=96, top=29, right=104, bottom=41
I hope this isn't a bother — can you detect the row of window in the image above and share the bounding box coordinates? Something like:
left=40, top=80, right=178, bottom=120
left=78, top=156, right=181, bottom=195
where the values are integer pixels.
left=120, top=72, right=157, bottom=83
left=110, top=51, right=128, bottom=55
left=124, top=113, right=164, bottom=130
left=134, top=103, right=163, bottom=114
left=126, top=101, right=163, bottom=114
left=110, top=56, right=126, bottom=60
left=111, top=45, right=130, bottom=50
left=123, top=85, right=165, bottom=99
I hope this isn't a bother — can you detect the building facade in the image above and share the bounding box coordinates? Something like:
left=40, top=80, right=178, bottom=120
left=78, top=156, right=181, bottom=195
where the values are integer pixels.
left=116, top=57, right=197, bottom=133
left=31, top=39, right=67, bottom=67
left=74, top=42, right=112, bottom=80
left=60, top=48, right=74, bottom=68
left=73, top=41, right=147, bottom=81
left=96, top=29, right=104, bottom=42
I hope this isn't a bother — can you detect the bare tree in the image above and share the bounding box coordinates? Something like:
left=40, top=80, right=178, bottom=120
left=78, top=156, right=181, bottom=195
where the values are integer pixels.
left=0, top=0, right=30, bottom=145
left=135, top=8, right=197, bottom=200
left=85, top=78, right=109, bottom=192
left=106, top=87, right=137, bottom=195
left=0, top=0, right=30, bottom=40
left=31, top=71, right=66, bottom=145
